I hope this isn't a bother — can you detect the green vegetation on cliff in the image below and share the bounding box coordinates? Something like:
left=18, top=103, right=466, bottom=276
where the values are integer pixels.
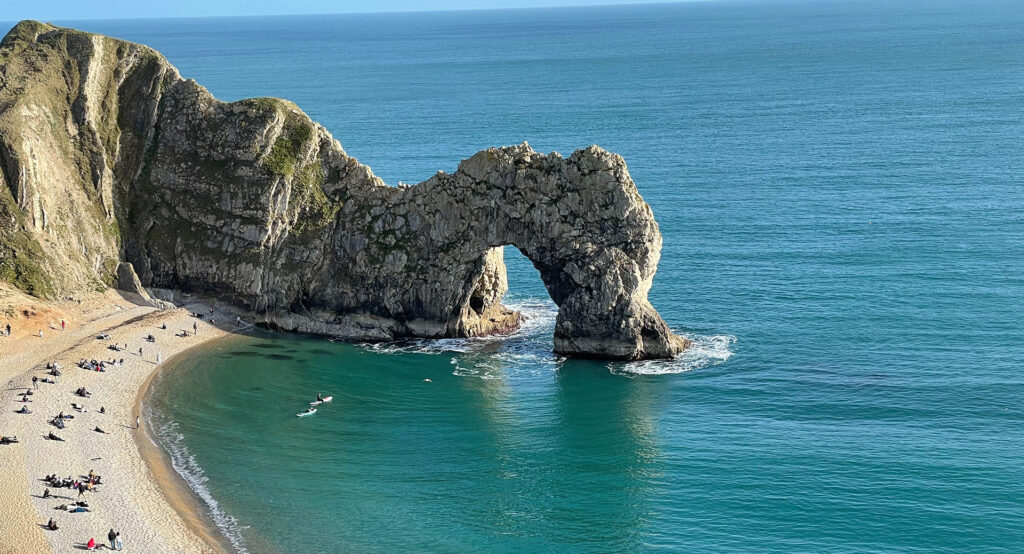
left=0, top=189, right=54, bottom=298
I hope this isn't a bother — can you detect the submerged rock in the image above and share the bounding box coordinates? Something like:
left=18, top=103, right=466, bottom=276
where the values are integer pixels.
left=0, top=21, right=687, bottom=360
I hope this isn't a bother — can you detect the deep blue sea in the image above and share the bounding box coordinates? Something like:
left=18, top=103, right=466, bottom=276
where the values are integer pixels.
left=13, top=1, right=1024, bottom=551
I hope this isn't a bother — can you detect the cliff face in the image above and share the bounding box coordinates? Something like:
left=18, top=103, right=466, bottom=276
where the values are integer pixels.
left=0, top=21, right=688, bottom=360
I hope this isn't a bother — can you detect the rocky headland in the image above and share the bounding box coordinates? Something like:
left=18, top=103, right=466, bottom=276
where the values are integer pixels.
left=0, top=20, right=687, bottom=360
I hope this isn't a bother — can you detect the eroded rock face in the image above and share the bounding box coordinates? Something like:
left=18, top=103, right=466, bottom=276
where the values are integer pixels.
left=0, top=21, right=687, bottom=360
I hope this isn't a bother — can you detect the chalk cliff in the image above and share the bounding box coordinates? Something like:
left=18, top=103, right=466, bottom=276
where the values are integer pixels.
left=0, top=21, right=687, bottom=359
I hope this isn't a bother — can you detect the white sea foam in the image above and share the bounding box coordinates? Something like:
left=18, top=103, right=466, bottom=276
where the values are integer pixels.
left=355, top=298, right=559, bottom=357
left=148, top=413, right=250, bottom=553
left=353, top=297, right=733, bottom=378
left=610, top=333, right=737, bottom=376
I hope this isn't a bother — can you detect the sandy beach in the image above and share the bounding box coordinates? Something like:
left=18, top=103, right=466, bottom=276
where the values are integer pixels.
left=0, top=287, right=237, bottom=553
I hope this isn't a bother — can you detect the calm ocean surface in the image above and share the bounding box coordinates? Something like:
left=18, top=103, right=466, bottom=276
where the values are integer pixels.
left=17, top=1, right=1024, bottom=551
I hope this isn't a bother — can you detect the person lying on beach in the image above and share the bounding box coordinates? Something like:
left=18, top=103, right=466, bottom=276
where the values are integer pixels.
left=46, top=518, right=58, bottom=530
left=0, top=436, right=19, bottom=444
left=97, top=333, right=111, bottom=340
left=46, top=432, right=64, bottom=441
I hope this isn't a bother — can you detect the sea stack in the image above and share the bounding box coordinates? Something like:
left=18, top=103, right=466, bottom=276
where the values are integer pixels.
left=0, top=21, right=687, bottom=360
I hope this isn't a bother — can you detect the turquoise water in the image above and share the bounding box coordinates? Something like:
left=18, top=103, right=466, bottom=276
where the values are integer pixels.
left=19, top=1, right=1024, bottom=551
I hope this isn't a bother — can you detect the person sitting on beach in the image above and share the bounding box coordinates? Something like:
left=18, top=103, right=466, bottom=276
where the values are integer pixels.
left=146, top=334, right=156, bottom=342
left=18, top=405, right=30, bottom=414
left=46, top=518, right=58, bottom=531
left=47, top=432, right=62, bottom=441
left=100, top=406, right=105, bottom=414
left=161, top=323, right=167, bottom=330
left=43, top=488, right=50, bottom=498
left=94, top=426, right=106, bottom=434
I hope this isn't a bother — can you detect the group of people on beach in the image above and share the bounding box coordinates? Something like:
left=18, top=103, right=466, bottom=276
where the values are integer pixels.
left=3, top=305, right=226, bottom=549
left=78, top=357, right=126, bottom=372
left=83, top=528, right=123, bottom=550
left=44, top=471, right=102, bottom=492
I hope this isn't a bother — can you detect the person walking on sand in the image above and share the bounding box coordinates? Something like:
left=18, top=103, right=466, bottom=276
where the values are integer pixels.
left=5, top=323, right=10, bottom=336
left=157, top=352, right=163, bottom=365
left=108, top=528, right=117, bottom=550
left=193, top=321, right=197, bottom=334
left=135, top=416, right=140, bottom=429
left=38, top=329, right=43, bottom=338
left=139, top=347, right=143, bottom=357
left=116, top=530, right=123, bottom=550
left=61, top=319, right=66, bottom=331
left=32, top=376, right=37, bottom=389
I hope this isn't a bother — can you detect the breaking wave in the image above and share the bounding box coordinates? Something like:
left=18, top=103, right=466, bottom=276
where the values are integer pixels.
left=610, top=333, right=737, bottom=376
left=355, top=295, right=734, bottom=378
left=146, top=412, right=249, bottom=553
left=356, top=297, right=559, bottom=357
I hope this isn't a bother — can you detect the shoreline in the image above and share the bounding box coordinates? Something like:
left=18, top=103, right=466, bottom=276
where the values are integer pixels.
left=134, top=340, right=238, bottom=554
left=0, top=287, right=243, bottom=553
